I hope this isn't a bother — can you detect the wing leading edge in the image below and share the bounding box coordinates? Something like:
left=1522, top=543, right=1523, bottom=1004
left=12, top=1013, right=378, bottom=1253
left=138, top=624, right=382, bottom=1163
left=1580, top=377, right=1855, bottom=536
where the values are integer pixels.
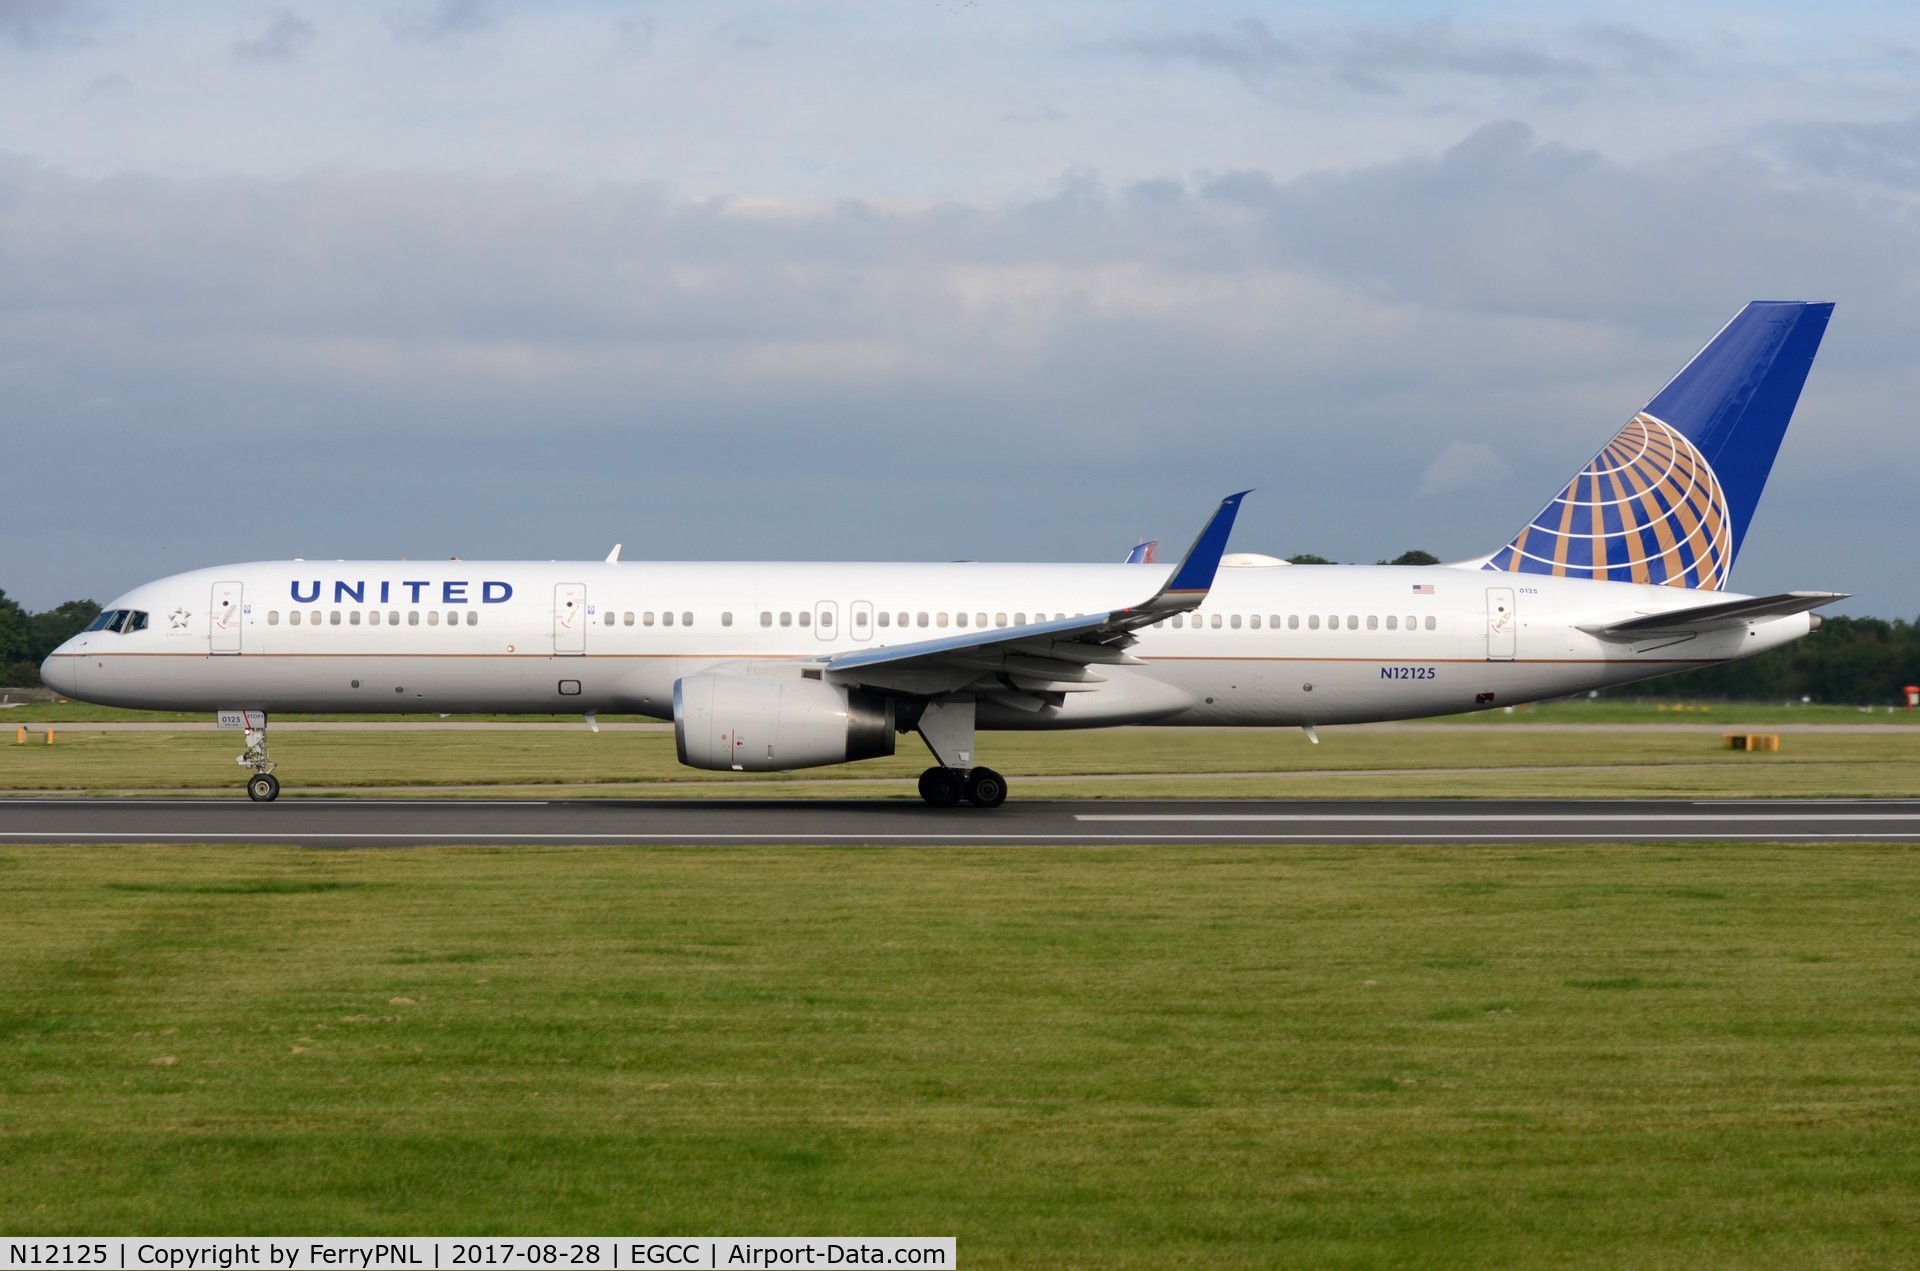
left=824, top=492, right=1249, bottom=698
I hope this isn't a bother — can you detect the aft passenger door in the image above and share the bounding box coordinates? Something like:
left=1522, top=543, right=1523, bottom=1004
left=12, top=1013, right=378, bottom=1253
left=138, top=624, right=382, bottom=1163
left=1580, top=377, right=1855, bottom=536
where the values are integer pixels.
left=1485, top=588, right=1516, bottom=661
left=554, top=583, right=586, bottom=656
left=210, top=582, right=243, bottom=654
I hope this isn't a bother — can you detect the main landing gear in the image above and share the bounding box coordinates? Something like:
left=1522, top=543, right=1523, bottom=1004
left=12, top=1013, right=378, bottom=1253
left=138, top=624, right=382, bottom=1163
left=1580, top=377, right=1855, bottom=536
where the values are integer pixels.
left=913, top=695, right=1007, bottom=808
left=235, top=715, right=280, bottom=802
left=916, top=765, right=1007, bottom=809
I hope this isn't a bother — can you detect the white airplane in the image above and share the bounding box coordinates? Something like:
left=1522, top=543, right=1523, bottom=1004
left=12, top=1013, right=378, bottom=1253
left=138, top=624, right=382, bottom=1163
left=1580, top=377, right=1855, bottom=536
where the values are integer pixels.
left=45, top=301, right=1842, bottom=807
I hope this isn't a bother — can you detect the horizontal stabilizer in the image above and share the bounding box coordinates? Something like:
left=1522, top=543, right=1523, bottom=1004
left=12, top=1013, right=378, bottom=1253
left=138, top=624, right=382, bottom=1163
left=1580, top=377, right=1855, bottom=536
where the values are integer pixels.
left=1582, top=590, right=1847, bottom=638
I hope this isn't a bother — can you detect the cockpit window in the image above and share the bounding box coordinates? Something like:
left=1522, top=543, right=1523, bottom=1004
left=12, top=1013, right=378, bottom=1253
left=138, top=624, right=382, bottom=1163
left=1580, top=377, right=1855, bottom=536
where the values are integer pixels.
left=83, top=608, right=148, bottom=634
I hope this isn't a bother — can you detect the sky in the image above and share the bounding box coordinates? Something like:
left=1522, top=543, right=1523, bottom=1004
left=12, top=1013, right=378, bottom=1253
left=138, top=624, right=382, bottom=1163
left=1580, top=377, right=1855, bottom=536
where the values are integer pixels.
left=2, top=0, right=1917, bottom=614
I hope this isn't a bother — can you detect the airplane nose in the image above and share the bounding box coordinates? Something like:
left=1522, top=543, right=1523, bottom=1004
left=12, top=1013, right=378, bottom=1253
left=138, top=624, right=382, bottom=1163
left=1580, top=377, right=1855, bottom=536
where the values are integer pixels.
left=40, top=647, right=81, bottom=698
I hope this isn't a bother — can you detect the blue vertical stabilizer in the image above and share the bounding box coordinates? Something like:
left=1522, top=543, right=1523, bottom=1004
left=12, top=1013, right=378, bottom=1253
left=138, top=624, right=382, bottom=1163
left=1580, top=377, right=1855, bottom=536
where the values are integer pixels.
left=1485, top=301, right=1832, bottom=590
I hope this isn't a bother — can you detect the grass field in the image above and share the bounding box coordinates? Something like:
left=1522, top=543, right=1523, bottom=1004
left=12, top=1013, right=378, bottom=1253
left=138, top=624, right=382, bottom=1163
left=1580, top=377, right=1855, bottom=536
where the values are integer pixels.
left=6, top=724, right=1920, bottom=800
left=2, top=843, right=1916, bottom=1266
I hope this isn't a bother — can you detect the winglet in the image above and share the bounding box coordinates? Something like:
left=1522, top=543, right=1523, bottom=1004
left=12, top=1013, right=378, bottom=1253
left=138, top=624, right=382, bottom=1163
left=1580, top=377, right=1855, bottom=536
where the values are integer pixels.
left=1121, top=492, right=1249, bottom=620
left=1164, top=492, right=1249, bottom=594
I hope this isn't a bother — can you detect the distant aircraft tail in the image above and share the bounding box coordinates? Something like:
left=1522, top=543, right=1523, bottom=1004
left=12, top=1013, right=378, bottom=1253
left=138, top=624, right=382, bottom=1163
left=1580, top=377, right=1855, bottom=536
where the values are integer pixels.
left=1483, top=301, right=1833, bottom=590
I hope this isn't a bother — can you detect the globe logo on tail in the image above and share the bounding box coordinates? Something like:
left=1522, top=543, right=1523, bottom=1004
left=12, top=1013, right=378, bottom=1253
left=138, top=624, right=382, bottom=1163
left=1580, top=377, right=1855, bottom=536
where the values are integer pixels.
left=1486, top=413, right=1732, bottom=590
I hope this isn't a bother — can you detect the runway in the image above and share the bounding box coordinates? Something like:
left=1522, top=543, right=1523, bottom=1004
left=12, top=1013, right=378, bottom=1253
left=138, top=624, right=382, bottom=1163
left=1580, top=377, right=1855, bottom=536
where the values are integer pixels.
left=6, top=796, right=1920, bottom=846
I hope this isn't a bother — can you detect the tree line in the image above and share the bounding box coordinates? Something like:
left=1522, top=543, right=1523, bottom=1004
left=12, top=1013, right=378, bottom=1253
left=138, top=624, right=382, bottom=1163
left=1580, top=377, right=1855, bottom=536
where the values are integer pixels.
left=0, top=590, right=100, bottom=688
left=5, top=577, right=1916, bottom=704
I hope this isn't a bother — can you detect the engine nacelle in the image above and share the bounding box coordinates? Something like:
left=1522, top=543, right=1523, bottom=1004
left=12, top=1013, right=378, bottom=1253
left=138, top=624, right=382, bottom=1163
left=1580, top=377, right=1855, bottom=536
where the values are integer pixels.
left=673, top=668, right=896, bottom=772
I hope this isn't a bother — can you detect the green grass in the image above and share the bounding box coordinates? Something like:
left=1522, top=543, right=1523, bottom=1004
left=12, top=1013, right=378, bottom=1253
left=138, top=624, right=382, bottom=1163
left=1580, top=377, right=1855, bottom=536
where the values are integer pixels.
left=1, top=843, right=1916, bottom=1266
left=6, top=726, right=1920, bottom=799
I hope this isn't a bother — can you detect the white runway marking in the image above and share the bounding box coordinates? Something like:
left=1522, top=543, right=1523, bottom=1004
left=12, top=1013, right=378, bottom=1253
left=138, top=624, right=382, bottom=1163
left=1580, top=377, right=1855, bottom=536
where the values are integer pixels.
left=1077, top=813, right=1920, bottom=823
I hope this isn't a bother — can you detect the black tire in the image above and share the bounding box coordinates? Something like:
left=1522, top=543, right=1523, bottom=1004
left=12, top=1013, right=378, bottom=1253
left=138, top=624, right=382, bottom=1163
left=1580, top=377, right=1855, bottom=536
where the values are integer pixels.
left=918, top=766, right=963, bottom=808
left=246, top=773, right=280, bottom=802
left=964, top=767, right=1007, bottom=808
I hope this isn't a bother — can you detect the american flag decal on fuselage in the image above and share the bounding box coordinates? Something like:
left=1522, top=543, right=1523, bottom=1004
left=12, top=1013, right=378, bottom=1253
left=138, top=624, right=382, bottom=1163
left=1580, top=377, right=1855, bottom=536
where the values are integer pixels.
left=1484, top=412, right=1732, bottom=590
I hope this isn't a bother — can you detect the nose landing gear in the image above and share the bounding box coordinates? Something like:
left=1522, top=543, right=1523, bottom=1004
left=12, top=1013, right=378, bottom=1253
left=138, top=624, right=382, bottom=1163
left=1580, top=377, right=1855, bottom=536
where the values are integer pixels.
left=233, top=715, right=280, bottom=801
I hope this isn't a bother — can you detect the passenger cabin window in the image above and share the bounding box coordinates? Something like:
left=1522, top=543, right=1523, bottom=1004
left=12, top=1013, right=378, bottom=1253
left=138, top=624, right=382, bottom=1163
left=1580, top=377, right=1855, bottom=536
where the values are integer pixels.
left=1211, top=614, right=1222, bottom=629
left=1386, top=615, right=1398, bottom=630
left=995, top=613, right=1007, bottom=627
left=427, top=611, right=439, bottom=626
left=937, top=613, right=949, bottom=628
left=721, top=612, right=733, bottom=627
left=1425, top=616, right=1436, bottom=630
left=466, top=611, right=478, bottom=626
left=350, top=611, right=361, bottom=626
left=330, top=611, right=342, bottom=626
left=645, top=612, right=657, bottom=626
left=1288, top=615, right=1298, bottom=629
left=408, top=612, right=419, bottom=626
left=815, top=611, right=829, bottom=629
left=1406, top=615, right=1416, bottom=630
left=310, top=611, right=320, bottom=626
left=267, top=611, right=280, bottom=625
left=780, top=612, right=792, bottom=627
left=917, top=612, right=929, bottom=628
left=1367, top=615, right=1378, bottom=630
left=604, top=612, right=616, bottom=626
left=1172, top=615, right=1184, bottom=629
left=878, top=612, right=891, bottom=627
left=956, top=612, right=968, bottom=628
left=1014, top=612, right=1027, bottom=625
left=289, top=611, right=301, bottom=626
left=663, top=611, right=675, bottom=627
left=797, top=611, right=810, bottom=627
left=682, top=611, right=693, bottom=627
left=389, top=611, right=399, bottom=625
left=1308, top=615, right=1320, bottom=630
left=369, top=611, right=381, bottom=626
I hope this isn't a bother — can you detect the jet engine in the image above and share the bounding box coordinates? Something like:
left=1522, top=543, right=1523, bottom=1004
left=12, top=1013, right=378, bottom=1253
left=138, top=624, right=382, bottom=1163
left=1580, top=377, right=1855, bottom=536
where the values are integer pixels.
left=673, top=668, right=896, bottom=772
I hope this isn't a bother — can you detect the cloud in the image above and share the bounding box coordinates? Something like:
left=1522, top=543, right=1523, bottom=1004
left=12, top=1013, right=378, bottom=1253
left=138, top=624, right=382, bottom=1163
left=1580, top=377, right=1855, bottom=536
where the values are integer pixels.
left=1765, top=111, right=1920, bottom=189
left=390, top=0, right=501, bottom=43
left=1108, top=17, right=1602, bottom=98
left=0, top=0, right=96, bottom=47
left=233, top=11, right=316, bottom=63
left=0, top=111, right=1913, bottom=611
left=1418, top=442, right=1513, bottom=496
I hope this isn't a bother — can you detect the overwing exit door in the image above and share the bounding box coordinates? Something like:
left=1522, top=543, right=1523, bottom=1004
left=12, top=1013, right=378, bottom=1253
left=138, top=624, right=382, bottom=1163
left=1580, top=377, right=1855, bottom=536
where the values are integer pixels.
left=554, top=583, right=586, bottom=655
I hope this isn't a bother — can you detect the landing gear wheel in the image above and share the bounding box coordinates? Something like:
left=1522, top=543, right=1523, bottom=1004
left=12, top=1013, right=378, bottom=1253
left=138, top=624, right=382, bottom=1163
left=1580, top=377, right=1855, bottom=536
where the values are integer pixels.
left=963, top=767, right=1007, bottom=809
left=246, top=772, right=281, bottom=803
left=918, top=767, right=964, bottom=808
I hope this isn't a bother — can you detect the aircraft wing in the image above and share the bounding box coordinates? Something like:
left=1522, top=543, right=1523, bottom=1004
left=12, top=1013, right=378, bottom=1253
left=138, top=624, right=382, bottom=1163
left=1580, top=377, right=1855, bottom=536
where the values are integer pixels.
left=824, top=493, right=1248, bottom=698
left=1582, top=590, right=1848, bottom=638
